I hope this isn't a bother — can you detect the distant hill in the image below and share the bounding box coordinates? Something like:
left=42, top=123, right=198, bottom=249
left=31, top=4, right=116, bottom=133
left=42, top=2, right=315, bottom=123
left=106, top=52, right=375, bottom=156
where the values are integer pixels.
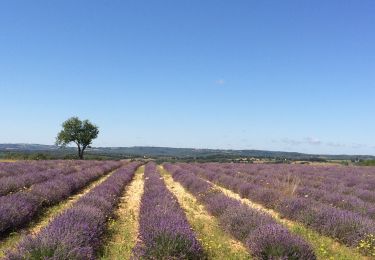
left=0, top=143, right=374, bottom=161
left=0, top=143, right=60, bottom=151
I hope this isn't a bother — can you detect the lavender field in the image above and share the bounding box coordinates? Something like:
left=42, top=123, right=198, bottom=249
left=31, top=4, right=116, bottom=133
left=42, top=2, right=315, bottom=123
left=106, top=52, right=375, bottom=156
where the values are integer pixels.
left=0, top=160, right=374, bottom=259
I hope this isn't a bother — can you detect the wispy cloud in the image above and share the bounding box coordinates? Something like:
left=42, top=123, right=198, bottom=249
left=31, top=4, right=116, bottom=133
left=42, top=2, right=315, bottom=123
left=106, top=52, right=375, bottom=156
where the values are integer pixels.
left=279, top=137, right=372, bottom=150
left=351, top=143, right=366, bottom=149
left=326, top=142, right=346, bottom=147
left=281, top=138, right=302, bottom=146
left=304, top=137, right=322, bottom=145
left=281, top=137, right=322, bottom=146
left=215, top=79, right=225, bottom=85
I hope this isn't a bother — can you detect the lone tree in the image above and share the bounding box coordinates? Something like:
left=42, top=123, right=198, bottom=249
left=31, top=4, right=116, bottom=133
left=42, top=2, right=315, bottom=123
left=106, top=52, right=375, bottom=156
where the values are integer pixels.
left=56, top=117, right=99, bottom=159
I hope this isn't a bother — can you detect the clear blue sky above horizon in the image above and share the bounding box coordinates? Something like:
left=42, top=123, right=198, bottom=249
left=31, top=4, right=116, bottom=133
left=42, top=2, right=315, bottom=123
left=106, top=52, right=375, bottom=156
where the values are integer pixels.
left=1, top=1, right=374, bottom=155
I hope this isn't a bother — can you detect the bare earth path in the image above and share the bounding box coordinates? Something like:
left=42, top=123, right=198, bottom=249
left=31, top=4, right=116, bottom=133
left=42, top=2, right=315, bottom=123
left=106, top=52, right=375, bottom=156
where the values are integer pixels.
left=100, top=165, right=145, bottom=260
left=204, top=178, right=367, bottom=260
left=160, top=166, right=251, bottom=260
left=0, top=167, right=120, bottom=258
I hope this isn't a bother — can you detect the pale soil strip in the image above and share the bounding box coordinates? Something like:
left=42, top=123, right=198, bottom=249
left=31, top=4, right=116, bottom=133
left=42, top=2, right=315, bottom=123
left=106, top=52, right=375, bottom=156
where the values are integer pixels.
left=100, top=165, right=145, bottom=260
left=0, top=167, right=120, bottom=258
left=206, top=179, right=367, bottom=260
left=160, top=166, right=251, bottom=260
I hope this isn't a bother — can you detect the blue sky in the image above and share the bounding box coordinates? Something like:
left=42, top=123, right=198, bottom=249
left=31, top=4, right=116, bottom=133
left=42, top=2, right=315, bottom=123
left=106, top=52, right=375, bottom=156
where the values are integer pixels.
left=0, top=1, right=374, bottom=155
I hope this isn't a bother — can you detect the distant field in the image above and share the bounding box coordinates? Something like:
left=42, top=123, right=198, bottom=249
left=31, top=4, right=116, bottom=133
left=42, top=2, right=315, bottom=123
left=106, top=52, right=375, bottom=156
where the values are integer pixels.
left=0, top=161, right=374, bottom=259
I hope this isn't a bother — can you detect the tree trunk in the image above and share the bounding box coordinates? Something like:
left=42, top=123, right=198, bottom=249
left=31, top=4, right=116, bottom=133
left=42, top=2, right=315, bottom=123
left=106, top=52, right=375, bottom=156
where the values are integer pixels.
left=80, top=146, right=86, bottom=160
left=77, top=145, right=83, bottom=159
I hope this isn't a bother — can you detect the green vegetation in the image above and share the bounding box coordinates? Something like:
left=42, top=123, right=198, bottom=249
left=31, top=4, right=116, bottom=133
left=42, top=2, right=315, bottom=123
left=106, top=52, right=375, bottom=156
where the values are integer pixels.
left=0, top=151, right=124, bottom=160
left=56, top=117, right=99, bottom=159
left=358, top=159, right=375, bottom=166
left=1, top=144, right=375, bottom=163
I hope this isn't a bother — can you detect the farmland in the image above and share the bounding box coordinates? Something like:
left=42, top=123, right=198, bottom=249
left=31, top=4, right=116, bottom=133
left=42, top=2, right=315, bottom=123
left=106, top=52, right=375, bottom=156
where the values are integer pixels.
left=0, top=160, right=374, bottom=259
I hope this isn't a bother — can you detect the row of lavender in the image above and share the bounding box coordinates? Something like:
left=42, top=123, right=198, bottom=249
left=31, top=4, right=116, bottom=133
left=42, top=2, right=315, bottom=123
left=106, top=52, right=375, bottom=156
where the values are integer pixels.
left=164, top=163, right=316, bottom=259
left=202, top=163, right=375, bottom=220
left=0, top=161, right=60, bottom=178
left=0, top=161, right=107, bottom=196
left=5, top=162, right=141, bottom=259
left=0, top=161, right=121, bottom=236
left=229, top=163, right=375, bottom=190
left=134, top=162, right=204, bottom=259
left=219, top=163, right=375, bottom=205
left=198, top=163, right=375, bottom=221
left=186, top=163, right=375, bottom=256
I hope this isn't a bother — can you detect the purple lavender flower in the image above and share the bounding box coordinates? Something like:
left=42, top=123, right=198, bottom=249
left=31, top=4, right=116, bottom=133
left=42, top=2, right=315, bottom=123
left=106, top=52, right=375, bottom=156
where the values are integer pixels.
left=166, top=163, right=316, bottom=259
left=246, top=224, right=316, bottom=260
left=135, top=162, right=205, bottom=259
left=0, top=161, right=121, bottom=236
left=5, top=162, right=141, bottom=260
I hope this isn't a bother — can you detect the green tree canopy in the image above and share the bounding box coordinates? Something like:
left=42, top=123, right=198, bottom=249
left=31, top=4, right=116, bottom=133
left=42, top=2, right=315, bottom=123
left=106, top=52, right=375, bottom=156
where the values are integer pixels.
left=56, top=117, right=99, bottom=159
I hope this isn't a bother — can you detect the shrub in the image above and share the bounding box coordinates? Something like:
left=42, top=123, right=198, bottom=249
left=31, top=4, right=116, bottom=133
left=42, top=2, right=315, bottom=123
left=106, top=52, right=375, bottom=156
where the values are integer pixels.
left=246, top=224, right=316, bottom=260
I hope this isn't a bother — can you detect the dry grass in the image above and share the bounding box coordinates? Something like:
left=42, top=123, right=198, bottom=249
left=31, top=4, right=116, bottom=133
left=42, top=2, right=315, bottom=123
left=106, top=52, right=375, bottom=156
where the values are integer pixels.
left=160, top=166, right=251, bottom=260
left=100, top=166, right=145, bottom=260
left=0, top=168, right=118, bottom=258
left=207, top=179, right=367, bottom=260
left=278, top=172, right=301, bottom=197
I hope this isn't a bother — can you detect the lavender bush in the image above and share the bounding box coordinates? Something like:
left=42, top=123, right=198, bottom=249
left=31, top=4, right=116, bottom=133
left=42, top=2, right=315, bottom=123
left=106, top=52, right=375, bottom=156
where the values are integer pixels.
left=200, top=162, right=375, bottom=211
left=0, top=160, right=107, bottom=196
left=182, top=162, right=375, bottom=256
left=0, top=161, right=57, bottom=178
left=134, top=162, right=204, bottom=259
left=0, top=161, right=121, bottom=236
left=165, top=163, right=316, bottom=259
left=5, top=162, right=140, bottom=260
left=247, top=224, right=317, bottom=260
